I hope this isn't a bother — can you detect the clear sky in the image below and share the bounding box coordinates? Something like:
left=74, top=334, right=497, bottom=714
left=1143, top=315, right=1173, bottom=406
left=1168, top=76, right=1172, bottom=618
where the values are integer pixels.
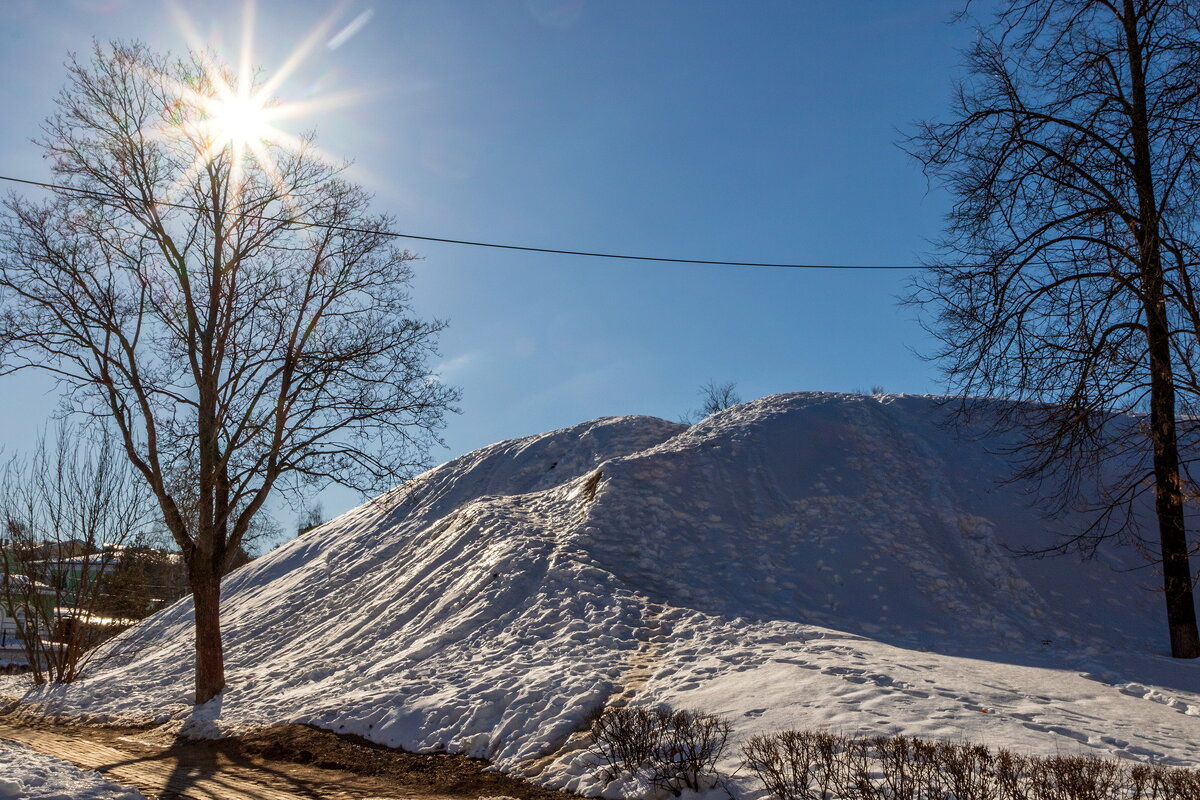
left=0, top=1, right=988, bottom=525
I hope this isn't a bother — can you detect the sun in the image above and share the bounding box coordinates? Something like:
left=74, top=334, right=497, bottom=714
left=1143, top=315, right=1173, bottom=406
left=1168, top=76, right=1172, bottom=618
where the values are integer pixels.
left=164, top=0, right=368, bottom=198
left=206, top=90, right=274, bottom=151
left=184, top=76, right=294, bottom=196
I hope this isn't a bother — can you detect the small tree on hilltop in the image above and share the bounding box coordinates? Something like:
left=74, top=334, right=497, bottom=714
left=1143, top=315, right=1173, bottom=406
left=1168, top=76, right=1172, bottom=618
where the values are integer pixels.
left=699, top=380, right=741, bottom=417
left=682, top=380, right=742, bottom=423
left=296, top=502, right=324, bottom=536
left=0, top=42, right=459, bottom=701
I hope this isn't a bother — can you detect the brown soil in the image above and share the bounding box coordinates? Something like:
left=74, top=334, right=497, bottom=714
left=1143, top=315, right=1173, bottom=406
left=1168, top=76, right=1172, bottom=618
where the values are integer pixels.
left=0, top=710, right=587, bottom=800
left=234, top=723, right=578, bottom=800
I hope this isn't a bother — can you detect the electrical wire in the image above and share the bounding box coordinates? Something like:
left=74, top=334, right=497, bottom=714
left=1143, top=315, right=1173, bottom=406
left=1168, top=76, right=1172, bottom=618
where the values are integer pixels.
left=0, top=173, right=921, bottom=271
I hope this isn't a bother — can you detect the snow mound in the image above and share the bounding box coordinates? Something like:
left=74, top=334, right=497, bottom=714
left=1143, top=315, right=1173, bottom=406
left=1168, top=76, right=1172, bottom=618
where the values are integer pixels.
left=12, top=393, right=1200, bottom=793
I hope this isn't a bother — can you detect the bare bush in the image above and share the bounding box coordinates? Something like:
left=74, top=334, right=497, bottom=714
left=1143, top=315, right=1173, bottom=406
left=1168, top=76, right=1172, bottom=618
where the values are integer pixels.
left=588, top=705, right=665, bottom=783
left=698, top=380, right=741, bottom=418
left=993, top=749, right=1031, bottom=800
left=867, top=735, right=947, bottom=800
left=588, top=705, right=730, bottom=794
left=742, top=731, right=880, bottom=800
left=743, top=729, right=1200, bottom=800
left=0, top=425, right=157, bottom=683
left=743, top=730, right=837, bottom=800
left=1151, top=765, right=1200, bottom=800
left=1029, top=755, right=1121, bottom=800
left=651, top=709, right=731, bottom=795
left=836, top=737, right=881, bottom=800
left=936, top=742, right=995, bottom=800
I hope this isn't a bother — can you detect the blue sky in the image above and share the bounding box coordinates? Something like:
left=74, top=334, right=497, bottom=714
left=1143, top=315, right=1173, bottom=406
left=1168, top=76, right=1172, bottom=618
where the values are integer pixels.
left=0, top=1, right=985, bottom=524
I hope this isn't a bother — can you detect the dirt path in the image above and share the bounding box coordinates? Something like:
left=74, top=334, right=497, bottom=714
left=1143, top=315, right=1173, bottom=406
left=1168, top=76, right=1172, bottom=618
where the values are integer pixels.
left=0, top=719, right=577, bottom=800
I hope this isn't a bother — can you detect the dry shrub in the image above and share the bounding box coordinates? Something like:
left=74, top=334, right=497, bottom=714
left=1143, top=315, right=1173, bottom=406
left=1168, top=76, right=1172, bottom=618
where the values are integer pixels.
left=587, top=705, right=731, bottom=795
left=587, top=705, right=665, bottom=782
left=1129, top=764, right=1200, bottom=800
left=741, top=732, right=879, bottom=800
left=937, top=742, right=994, bottom=800
left=837, top=737, right=879, bottom=800
left=651, top=709, right=732, bottom=794
left=994, top=748, right=1031, bottom=800
left=742, top=730, right=842, bottom=800
left=743, top=730, right=1200, bottom=800
left=866, top=735, right=949, bottom=800
left=1162, top=767, right=1200, bottom=800
left=1029, top=755, right=1121, bottom=800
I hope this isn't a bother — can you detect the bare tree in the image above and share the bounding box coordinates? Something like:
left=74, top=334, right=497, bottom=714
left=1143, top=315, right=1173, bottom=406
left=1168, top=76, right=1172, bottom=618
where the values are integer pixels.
left=907, top=0, right=1200, bottom=656
left=682, top=380, right=742, bottom=423
left=0, top=42, right=459, bottom=701
left=699, top=380, right=741, bottom=417
left=0, top=425, right=157, bottom=683
left=296, top=502, right=324, bottom=536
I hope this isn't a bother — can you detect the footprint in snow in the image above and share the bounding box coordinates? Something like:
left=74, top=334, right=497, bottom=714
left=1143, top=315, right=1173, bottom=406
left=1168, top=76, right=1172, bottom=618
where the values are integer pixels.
left=1020, top=721, right=1089, bottom=744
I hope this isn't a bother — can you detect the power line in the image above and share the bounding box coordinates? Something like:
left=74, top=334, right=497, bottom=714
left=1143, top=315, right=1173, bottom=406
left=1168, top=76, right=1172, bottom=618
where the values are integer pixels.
left=0, top=173, right=920, bottom=271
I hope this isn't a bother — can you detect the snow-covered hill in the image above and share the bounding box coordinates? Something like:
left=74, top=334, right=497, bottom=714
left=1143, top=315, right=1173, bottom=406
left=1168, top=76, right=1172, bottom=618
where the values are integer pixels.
left=10, top=393, right=1200, bottom=792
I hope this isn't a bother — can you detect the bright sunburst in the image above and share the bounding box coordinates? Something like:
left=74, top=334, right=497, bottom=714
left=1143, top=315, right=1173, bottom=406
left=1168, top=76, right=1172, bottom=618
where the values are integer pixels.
left=165, top=0, right=368, bottom=201
left=206, top=90, right=275, bottom=151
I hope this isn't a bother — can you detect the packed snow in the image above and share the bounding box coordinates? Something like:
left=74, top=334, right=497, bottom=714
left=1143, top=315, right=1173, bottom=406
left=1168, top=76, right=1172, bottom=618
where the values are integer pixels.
left=3, top=393, right=1199, bottom=796
left=0, top=740, right=144, bottom=799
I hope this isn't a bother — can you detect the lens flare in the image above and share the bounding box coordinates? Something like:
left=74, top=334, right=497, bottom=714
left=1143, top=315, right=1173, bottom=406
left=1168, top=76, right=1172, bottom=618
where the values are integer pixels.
left=207, top=92, right=273, bottom=150
left=163, top=0, right=368, bottom=202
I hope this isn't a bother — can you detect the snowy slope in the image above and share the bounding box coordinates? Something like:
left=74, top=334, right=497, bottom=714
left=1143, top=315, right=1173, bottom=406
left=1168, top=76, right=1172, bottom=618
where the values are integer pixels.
left=7, top=393, right=1200, bottom=794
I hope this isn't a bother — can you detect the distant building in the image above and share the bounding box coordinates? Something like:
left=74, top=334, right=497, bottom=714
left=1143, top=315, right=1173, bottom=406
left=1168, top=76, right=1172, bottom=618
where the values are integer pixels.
left=0, top=543, right=185, bottom=670
left=0, top=573, right=56, bottom=670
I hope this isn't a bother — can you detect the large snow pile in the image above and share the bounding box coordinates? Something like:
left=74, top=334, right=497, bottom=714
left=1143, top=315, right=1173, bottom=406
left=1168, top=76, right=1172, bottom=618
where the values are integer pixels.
left=7, top=393, right=1200, bottom=793
left=0, top=741, right=145, bottom=800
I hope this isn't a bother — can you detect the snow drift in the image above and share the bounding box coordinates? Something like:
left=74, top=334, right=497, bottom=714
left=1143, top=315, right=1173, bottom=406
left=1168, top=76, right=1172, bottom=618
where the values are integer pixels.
left=0, top=742, right=144, bottom=800
left=10, top=393, right=1200, bottom=792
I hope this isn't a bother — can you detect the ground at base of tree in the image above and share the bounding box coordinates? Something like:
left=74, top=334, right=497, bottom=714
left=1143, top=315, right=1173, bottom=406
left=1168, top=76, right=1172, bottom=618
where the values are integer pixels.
left=0, top=711, right=582, bottom=800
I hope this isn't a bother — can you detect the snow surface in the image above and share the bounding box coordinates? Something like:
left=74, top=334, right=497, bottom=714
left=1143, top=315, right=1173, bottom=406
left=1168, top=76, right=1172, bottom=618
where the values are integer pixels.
left=0, top=740, right=144, bottom=799
left=3, top=393, right=1199, bottom=796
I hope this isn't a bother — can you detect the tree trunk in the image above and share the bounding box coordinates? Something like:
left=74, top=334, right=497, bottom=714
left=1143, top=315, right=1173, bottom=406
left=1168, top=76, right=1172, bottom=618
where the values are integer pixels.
left=1123, top=0, right=1200, bottom=659
left=1146, top=341, right=1200, bottom=658
left=190, top=564, right=225, bottom=704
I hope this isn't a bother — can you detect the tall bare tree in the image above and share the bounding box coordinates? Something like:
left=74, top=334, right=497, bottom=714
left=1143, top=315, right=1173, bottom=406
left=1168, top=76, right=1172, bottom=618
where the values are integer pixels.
left=0, top=42, right=459, bottom=701
left=908, top=0, right=1200, bottom=656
